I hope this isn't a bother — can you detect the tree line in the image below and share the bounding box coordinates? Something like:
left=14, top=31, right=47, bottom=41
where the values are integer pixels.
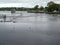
left=33, top=1, right=60, bottom=12
left=0, top=1, right=60, bottom=12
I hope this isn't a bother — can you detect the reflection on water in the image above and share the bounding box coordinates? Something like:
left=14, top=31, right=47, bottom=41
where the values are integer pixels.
left=0, top=11, right=60, bottom=45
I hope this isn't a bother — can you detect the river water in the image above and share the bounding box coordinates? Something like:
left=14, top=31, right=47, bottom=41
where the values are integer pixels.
left=0, top=11, right=60, bottom=45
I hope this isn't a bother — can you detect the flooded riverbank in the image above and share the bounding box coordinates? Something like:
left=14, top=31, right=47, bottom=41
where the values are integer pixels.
left=0, top=11, right=60, bottom=45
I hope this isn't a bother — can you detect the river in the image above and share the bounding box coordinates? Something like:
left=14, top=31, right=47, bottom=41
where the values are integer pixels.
left=0, top=11, right=60, bottom=45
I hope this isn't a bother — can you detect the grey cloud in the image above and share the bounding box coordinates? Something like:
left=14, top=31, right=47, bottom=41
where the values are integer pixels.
left=0, top=0, right=60, bottom=7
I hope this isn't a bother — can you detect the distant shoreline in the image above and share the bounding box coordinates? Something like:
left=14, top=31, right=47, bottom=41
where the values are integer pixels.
left=0, top=10, right=60, bottom=14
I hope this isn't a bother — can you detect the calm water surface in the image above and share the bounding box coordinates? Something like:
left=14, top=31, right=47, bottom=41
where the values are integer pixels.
left=0, top=11, right=60, bottom=45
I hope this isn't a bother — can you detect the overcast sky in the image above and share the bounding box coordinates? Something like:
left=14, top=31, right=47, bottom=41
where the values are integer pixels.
left=0, top=0, right=60, bottom=8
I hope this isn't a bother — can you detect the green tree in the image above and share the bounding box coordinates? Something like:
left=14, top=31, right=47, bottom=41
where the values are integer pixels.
left=34, top=5, right=39, bottom=10
left=39, top=6, right=44, bottom=11
left=45, top=1, right=60, bottom=12
left=47, top=1, right=55, bottom=7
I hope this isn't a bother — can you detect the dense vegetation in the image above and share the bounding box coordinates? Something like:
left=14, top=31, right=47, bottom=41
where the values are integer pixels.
left=0, top=7, right=34, bottom=11
left=0, top=1, right=60, bottom=13
left=0, top=6, right=44, bottom=11
left=45, top=1, right=60, bottom=12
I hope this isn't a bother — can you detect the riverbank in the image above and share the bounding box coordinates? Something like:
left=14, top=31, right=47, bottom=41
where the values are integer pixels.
left=45, top=12, right=60, bottom=14
left=27, top=10, right=60, bottom=14
left=27, top=10, right=45, bottom=13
